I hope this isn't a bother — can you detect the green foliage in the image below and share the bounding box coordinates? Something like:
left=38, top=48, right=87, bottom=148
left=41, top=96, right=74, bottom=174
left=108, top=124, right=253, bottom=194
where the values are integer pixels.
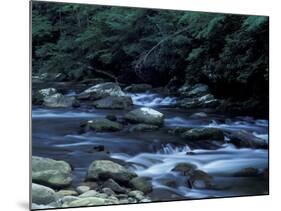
left=32, top=1, right=268, bottom=101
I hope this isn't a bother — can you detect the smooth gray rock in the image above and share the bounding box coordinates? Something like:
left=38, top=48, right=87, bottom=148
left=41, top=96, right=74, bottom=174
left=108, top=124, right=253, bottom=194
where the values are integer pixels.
left=78, top=82, right=125, bottom=100
left=32, top=156, right=72, bottom=188
left=43, top=93, right=76, bottom=108
left=124, top=107, right=164, bottom=126
left=86, top=160, right=136, bottom=183
left=32, top=183, right=58, bottom=205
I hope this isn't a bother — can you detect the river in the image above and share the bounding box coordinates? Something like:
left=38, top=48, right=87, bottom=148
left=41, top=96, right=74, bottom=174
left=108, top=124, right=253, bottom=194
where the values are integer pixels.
left=32, top=91, right=269, bottom=201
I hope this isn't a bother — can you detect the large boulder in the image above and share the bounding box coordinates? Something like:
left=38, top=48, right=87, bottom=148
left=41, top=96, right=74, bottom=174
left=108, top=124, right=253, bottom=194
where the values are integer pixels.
left=32, top=183, right=58, bottom=205
left=181, top=128, right=224, bottom=141
left=43, top=93, right=77, bottom=108
left=228, top=130, right=268, bottom=149
left=86, top=160, right=137, bottom=183
left=129, top=177, right=152, bottom=194
left=32, top=156, right=72, bottom=188
left=124, top=84, right=152, bottom=93
left=93, top=96, right=133, bottom=109
left=83, top=118, right=123, bottom=132
left=78, top=82, right=125, bottom=100
left=124, top=107, right=164, bottom=126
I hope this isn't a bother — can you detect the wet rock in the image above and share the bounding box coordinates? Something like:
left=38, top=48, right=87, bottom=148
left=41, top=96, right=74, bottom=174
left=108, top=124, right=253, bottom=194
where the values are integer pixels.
left=190, top=112, right=208, bottom=118
left=86, top=160, right=137, bottom=183
left=178, top=83, right=209, bottom=98
left=102, top=187, right=115, bottom=196
left=124, top=84, right=152, bottom=93
left=158, top=178, right=177, bottom=188
left=84, top=118, right=123, bottom=132
left=167, top=127, right=191, bottom=135
left=78, top=82, right=125, bottom=100
left=103, top=178, right=127, bottom=194
left=171, top=163, right=197, bottom=176
left=91, top=145, right=105, bottom=152
left=32, top=156, right=72, bottom=188
left=43, top=93, right=77, bottom=108
left=33, top=88, right=58, bottom=104
left=76, top=186, right=90, bottom=194
left=181, top=128, right=224, bottom=141
left=105, top=114, right=117, bottom=121
left=189, top=170, right=213, bottom=189
left=124, top=107, right=164, bottom=126
left=129, top=177, right=152, bottom=194
left=129, top=124, right=159, bottom=132
left=228, top=130, right=268, bottom=149
left=93, top=96, right=133, bottom=109
left=32, top=183, right=58, bottom=205
left=179, top=94, right=220, bottom=109
left=233, top=167, right=259, bottom=177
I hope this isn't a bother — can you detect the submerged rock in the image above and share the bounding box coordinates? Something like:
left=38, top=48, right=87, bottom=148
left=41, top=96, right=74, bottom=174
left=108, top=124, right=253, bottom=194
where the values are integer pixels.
left=171, top=163, right=197, bottom=176
left=86, top=160, right=137, bottom=183
left=159, top=178, right=178, bottom=188
left=32, top=156, right=72, bottom=188
left=129, top=123, right=159, bottom=132
left=129, top=177, right=152, bottom=194
left=84, top=118, right=123, bottom=132
left=32, top=183, right=58, bottom=205
left=93, top=96, right=133, bottom=109
left=124, top=84, right=152, bottom=93
left=233, top=167, right=259, bottom=177
left=43, top=93, right=78, bottom=108
left=189, top=170, right=213, bottom=189
left=181, top=128, right=224, bottom=141
left=124, top=107, right=164, bottom=126
left=228, top=130, right=268, bottom=149
left=78, top=82, right=125, bottom=100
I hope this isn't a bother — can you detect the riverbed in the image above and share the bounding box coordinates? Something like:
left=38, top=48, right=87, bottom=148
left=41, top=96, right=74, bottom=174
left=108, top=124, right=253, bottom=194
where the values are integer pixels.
left=32, top=90, right=269, bottom=201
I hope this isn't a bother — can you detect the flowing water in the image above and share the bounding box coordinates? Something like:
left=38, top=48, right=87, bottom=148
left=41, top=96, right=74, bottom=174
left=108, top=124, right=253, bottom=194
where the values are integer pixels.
left=32, top=91, right=269, bottom=201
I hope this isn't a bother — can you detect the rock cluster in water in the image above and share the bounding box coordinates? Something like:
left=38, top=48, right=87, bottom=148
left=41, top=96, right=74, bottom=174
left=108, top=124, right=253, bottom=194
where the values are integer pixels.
left=32, top=157, right=153, bottom=209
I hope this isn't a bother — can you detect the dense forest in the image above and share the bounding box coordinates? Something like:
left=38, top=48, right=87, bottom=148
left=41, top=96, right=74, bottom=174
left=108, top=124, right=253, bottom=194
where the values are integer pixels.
left=32, top=2, right=269, bottom=117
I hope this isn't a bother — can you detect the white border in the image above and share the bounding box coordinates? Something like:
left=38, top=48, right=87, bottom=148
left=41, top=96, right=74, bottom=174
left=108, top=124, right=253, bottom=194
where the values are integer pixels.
left=1, top=0, right=280, bottom=211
